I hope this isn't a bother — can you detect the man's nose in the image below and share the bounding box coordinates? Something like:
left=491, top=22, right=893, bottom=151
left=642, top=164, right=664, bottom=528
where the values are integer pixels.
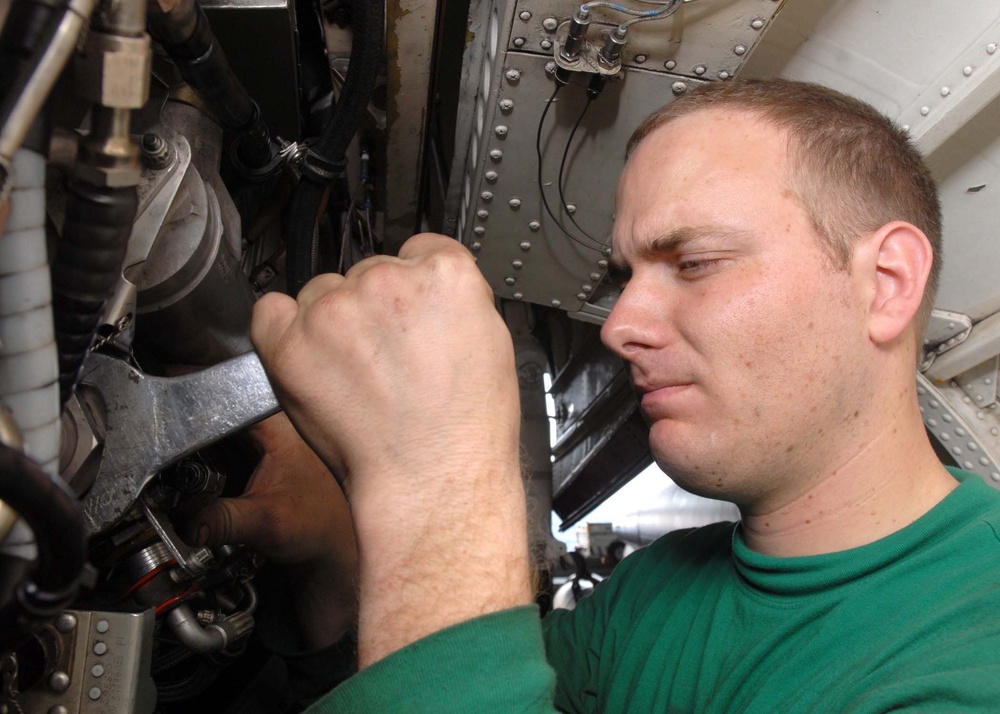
left=601, top=282, right=659, bottom=359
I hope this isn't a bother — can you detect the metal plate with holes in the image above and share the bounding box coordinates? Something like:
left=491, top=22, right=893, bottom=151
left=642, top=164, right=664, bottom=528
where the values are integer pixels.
left=461, top=53, right=707, bottom=308
left=510, top=0, right=786, bottom=80
left=918, top=372, right=1000, bottom=487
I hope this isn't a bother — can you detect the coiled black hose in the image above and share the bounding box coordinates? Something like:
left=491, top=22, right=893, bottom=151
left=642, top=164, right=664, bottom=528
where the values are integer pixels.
left=0, top=443, right=87, bottom=651
left=147, top=0, right=272, bottom=169
left=51, top=180, right=137, bottom=407
left=285, top=0, right=382, bottom=296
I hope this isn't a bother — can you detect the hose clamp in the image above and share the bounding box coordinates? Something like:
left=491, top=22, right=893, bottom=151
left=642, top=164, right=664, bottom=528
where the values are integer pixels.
left=300, top=149, right=347, bottom=185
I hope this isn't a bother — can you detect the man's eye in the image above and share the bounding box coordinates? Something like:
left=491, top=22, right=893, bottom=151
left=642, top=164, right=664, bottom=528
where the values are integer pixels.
left=677, top=259, right=720, bottom=275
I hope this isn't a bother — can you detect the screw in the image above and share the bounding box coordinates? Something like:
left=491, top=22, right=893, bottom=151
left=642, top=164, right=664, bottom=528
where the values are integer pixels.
left=635, top=54, right=647, bottom=63
left=485, top=171, right=498, bottom=182
left=505, top=69, right=521, bottom=81
left=490, top=149, right=503, bottom=161
left=509, top=197, right=522, bottom=209
left=494, top=125, right=508, bottom=137
left=141, top=132, right=171, bottom=169
left=477, top=209, right=489, bottom=219
left=751, top=18, right=765, bottom=29
left=513, top=37, right=526, bottom=48
left=512, top=260, right=524, bottom=269
left=481, top=191, right=493, bottom=201
left=56, top=613, right=78, bottom=633
left=694, top=65, right=706, bottom=75
left=519, top=10, right=532, bottom=21
left=520, top=241, right=532, bottom=250
left=529, top=221, right=540, bottom=231
left=734, top=45, right=747, bottom=55
left=672, top=81, right=688, bottom=94
left=540, top=39, right=553, bottom=50
left=664, top=60, right=676, bottom=70
left=505, top=276, right=516, bottom=285
left=545, top=61, right=557, bottom=74
left=499, top=98, right=514, bottom=111
left=543, top=17, right=558, bottom=31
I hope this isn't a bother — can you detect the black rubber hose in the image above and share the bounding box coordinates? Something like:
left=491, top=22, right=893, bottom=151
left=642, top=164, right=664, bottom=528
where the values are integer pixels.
left=0, top=0, right=59, bottom=103
left=147, top=0, right=272, bottom=169
left=285, top=0, right=382, bottom=296
left=0, top=443, right=87, bottom=651
left=52, top=180, right=138, bottom=407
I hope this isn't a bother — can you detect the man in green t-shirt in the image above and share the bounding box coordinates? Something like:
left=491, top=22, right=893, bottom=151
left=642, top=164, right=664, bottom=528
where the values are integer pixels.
left=196, top=79, right=1000, bottom=711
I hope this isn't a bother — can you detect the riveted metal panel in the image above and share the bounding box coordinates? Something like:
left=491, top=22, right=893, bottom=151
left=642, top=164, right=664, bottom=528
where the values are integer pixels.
left=509, top=0, right=786, bottom=80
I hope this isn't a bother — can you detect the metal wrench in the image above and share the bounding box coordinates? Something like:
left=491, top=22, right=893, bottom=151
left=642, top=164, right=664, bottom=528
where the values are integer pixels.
left=78, top=351, right=280, bottom=535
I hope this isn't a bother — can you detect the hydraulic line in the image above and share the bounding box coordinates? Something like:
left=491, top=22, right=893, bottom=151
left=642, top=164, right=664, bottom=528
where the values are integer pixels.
left=147, top=0, right=273, bottom=170
left=0, top=442, right=87, bottom=651
left=285, top=0, right=383, bottom=296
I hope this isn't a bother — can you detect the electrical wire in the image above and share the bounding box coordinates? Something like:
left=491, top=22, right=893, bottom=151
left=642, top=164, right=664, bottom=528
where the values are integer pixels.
left=536, top=84, right=605, bottom=253
left=620, top=0, right=682, bottom=29
left=557, top=97, right=608, bottom=246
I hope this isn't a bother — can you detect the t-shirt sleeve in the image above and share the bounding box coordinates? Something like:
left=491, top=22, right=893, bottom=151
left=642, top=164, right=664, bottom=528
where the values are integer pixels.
left=304, top=605, right=558, bottom=713
left=542, top=546, right=651, bottom=714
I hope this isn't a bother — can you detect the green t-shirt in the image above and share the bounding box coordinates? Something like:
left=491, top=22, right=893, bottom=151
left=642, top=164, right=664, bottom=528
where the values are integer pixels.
left=308, top=470, right=1000, bottom=712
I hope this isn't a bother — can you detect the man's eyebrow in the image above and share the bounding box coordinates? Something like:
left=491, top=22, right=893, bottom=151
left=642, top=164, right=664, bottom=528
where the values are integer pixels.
left=640, top=226, right=753, bottom=258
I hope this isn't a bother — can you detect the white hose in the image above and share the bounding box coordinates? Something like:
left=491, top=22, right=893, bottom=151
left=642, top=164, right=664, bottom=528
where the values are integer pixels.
left=0, top=148, right=60, bottom=475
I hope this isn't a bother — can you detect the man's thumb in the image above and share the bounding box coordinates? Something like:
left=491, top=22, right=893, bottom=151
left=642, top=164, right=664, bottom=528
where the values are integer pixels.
left=190, top=497, right=254, bottom=548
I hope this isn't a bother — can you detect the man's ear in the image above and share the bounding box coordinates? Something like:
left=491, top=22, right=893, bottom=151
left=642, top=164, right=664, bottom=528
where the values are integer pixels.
left=861, top=221, right=933, bottom=346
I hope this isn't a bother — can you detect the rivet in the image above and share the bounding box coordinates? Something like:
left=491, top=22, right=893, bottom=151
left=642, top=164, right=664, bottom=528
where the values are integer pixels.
left=734, top=45, right=747, bottom=55
left=672, top=81, right=688, bottom=94
left=485, top=171, right=498, bottom=182
left=551, top=299, right=562, bottom=307
left=986, top=378, right=993, bottom=385
left=520, top=241, right=532, bottom=250
left=473, top=226, right=486, bottom=235
left=590, top=272, right=601, bottom=281
left=635, top=54, right=647, bottom=63
left=56, top=613, right=78, bottom=633
left=603, top=246, right=612, bottom=256
left=505, top=276, right=516, bottom=286
left=978, top=412, right=985, bottom=419
left=519, top=10, right=532, bottom=21
left=976, top=395, right=985, bottom=402
left=529, top=221, right=540, bottom=231
left=917, top=386, right=926, bottom=395
left=50, top=672, right=70, bottom=693
left=718, top=70, right=730, bottom=80
left=93, top=642, right=107, bottom=656
left=545, top=61, right=557, bottom=74
left=664, top=60, right=676, bottom=70
left=597, top=259, right=608, bottom=268
left=968, top=442, right=979, bottom=451
left=499, top=99, right=514, bottom=111
left=920, top=106, right=930, bottom=116
left=513, top=291, right=524, bottom=300
left=581, top=284, right=593, bottom=293
left=902, top=124, right=910, bottom=131
left=694, top=65, right=706, bottom=75
left=543, top=17, right=559, bottom=31
left=963, top=65, right=974, bottom=76
left=981, top=457, right=991, bottom=466
left=576, top=292, right=587, bottom=301
left=941, top=433, right=951, bottom=441
left=963, top=396, right=972, bottom=404
left=941, top=86, right=950, bottom=97
left=566, top=204, right=577, bottom=214
left=942, top=414, right=953, bottom=423
left=512, top=37, right=525, bottom=48
left=509, top=197, right=522, bottom=209
left=927, top=419, right=938, bottom=427
left=48, top=707, right=69, bottom=714
left=494, top=125, right=509, bottom=137
left=964, top=461, right=974, bottom=469
left=89, top=687, right=102, bottom=700
left=541, top=39, right=553, bottom=50
left=993, top=472, right=1000, bottom=482
left=929, top=400, right=939, bottom=408
left=490, top=149, right=503, bottom=161
left=751, top=18, right=765, bottom=29
left=477, top=209, right=489, bottom=219
left=505, top=69, right=521, bottom=81
left=952, top=446, right=962, bottom=455
left=993, top=427, right=999, bottom=436
left=96, top=619, right=109, bottom=634
left=956, top=427, right=966, bottom=436
left=471, top=241, right=482, bottom=250
left=512, top=260, right=524, bottom=269
left=989, top=42, right=998, bottom=54
left=92, top=664, right=105, bottom=677
left=481, top=191, right=493, bottom=201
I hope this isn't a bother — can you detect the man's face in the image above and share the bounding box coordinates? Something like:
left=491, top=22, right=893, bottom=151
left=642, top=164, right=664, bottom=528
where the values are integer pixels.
left=601, top=109, right=874, bottom=511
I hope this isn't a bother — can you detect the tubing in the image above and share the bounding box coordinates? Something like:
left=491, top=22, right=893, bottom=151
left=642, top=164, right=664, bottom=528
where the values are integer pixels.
left=0, top=443, right=87, bottom=651
left=51, top=181, right=138, bottom=408
left=147, top=0, right=272, bottom=169
left=285, top=0, right=382, bottom=296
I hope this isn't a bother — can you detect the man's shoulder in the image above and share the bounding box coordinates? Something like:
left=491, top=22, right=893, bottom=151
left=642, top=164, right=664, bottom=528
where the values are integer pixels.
left=634, top=520, right=738, bottom=571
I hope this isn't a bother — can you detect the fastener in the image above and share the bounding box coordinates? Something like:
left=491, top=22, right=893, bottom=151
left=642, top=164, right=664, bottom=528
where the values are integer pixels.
left=543, top=17, right=559, bottom=31
left=505, top=69, right=521, bottom=81
left=519, top=10, right=532, bottom=20
left=509, top=197, right=522, bottom=209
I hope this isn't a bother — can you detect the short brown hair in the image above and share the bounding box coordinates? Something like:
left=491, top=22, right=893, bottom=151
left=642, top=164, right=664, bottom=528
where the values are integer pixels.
left=626, top=78, right=942, bottom=339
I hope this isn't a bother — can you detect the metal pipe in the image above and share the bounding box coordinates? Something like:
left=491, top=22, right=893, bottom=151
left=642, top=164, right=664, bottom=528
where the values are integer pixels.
left=166, top=604, right=227, bottom=653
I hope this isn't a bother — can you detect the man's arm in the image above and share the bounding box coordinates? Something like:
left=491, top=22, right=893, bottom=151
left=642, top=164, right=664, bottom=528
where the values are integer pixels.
left=251, top=234, right=534, bottom=668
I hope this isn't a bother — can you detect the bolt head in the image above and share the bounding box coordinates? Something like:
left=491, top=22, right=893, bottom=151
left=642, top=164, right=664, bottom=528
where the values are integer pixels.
left=672, top=81, right=688, bottom=94
left=543, top=17, right=559, bottom=31
left=49, top=671, right=71, bottom=693
left=664, top=60, right=676, bottom=70
left=494, top=125, right=508, bottom=137
left=56, top=612, right=78, bottom=633
left=490, top=149, right=503, bottom=161
left=540, top=39, right=553, bottom=50
left=545, top=61, right=557, bottom=74
left=499, top=98, right=514, bottom=111
left=519, top=10, right=532, bottom=20
left=505, top=69, right=521, bottom=81
left=509, top=197, right=522, bottom=209
left=513, top=37, right=526, bottom=48
left=635, top=54, right=647, bottom=63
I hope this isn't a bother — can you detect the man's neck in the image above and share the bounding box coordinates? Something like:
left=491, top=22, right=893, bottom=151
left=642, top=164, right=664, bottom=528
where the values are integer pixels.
left=740, top=399, right=958, bottom=558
